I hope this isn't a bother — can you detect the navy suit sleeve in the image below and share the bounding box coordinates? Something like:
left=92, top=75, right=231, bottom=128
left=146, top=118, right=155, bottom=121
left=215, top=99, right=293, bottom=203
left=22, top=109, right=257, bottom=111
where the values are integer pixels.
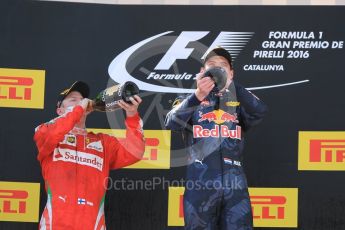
left=236, top=83, right=268, bottom=131
left=165, top=93, right=201, bottom=131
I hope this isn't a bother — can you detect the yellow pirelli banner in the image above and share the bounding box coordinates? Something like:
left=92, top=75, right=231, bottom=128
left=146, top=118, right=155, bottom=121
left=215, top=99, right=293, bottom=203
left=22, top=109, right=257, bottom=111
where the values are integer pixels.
left=88, top=129, right=171, bottom=169
left=0, top=68, right=45, bottom=109
left=299, top=131, right=345, bottom=170
left=168, top=187, right=298, bottom=228
left=250, top=187, right=298, bottom=228
left=0, top=181, right=40, bottom=222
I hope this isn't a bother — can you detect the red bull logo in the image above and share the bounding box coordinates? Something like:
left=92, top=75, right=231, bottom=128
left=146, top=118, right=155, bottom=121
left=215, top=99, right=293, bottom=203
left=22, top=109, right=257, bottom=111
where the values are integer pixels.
left=196, top=109, right=240, bottom=139
left=198, top=111, right=217, bottom=122
left=198, top=110, right=238, bottom=124
left=193, top=125, right=241, bottom=139
left=220, top=112, right=238, bottom=123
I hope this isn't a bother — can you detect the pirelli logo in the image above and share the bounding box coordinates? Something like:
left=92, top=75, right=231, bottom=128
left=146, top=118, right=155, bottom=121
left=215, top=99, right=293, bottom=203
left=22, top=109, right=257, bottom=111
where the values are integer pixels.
left=167, top=187, right=298, bottom=228
left=250, top=188, right=298, bottom=228
left=0, top=181, right=40, bottom=222
left=88, top=129, right=171, bottom=169
left=167, top=187, right=185, bottom=226
left=0, top=68, right=45, bottom=109
left=299, top=131, right=345, bottom=170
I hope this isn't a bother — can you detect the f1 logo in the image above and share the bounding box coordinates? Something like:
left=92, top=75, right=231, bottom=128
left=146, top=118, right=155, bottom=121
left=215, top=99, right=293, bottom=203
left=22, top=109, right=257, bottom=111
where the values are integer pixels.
left=108, top=31, right=253, bottom=93
left=154, top=32, right=209, bottom=70
left=0, top=181, right=40, bottom=222
left=299, top=132, right=345, bottom=170
left=154, top=31, right=254, bottom=70
left=0, top=68, right=45, bottom=109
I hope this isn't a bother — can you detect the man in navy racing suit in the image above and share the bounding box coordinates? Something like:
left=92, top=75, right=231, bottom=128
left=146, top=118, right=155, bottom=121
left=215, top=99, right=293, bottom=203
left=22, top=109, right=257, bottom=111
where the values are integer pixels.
left=165, top=47, right=268, bottom=230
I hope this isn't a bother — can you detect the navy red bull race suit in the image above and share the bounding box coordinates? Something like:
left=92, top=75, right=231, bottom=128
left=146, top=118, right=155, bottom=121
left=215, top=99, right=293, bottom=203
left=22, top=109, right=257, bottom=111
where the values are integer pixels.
left=165, top=82, right=267, bottom=230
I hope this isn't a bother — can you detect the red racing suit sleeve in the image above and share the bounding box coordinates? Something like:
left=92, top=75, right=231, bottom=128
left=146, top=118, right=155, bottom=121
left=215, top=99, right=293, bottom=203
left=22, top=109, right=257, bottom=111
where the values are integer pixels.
left=105, top=113, right=145, bottom=169
left=34, top=106, right=84, bottom=163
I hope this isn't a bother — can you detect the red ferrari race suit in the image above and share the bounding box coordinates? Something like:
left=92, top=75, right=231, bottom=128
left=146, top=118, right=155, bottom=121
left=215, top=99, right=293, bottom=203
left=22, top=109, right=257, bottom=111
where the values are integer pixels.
left=34, top=105, right=145, bottom=230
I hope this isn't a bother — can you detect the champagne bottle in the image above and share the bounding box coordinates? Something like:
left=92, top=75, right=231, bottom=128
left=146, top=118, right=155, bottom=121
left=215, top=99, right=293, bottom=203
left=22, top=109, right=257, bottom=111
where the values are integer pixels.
left=91, top=81, right=139, bottom=112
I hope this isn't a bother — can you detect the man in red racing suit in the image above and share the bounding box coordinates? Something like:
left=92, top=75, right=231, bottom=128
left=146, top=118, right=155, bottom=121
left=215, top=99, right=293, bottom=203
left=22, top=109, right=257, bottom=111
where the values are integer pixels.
left=34, top=81, right=145, bottom=230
